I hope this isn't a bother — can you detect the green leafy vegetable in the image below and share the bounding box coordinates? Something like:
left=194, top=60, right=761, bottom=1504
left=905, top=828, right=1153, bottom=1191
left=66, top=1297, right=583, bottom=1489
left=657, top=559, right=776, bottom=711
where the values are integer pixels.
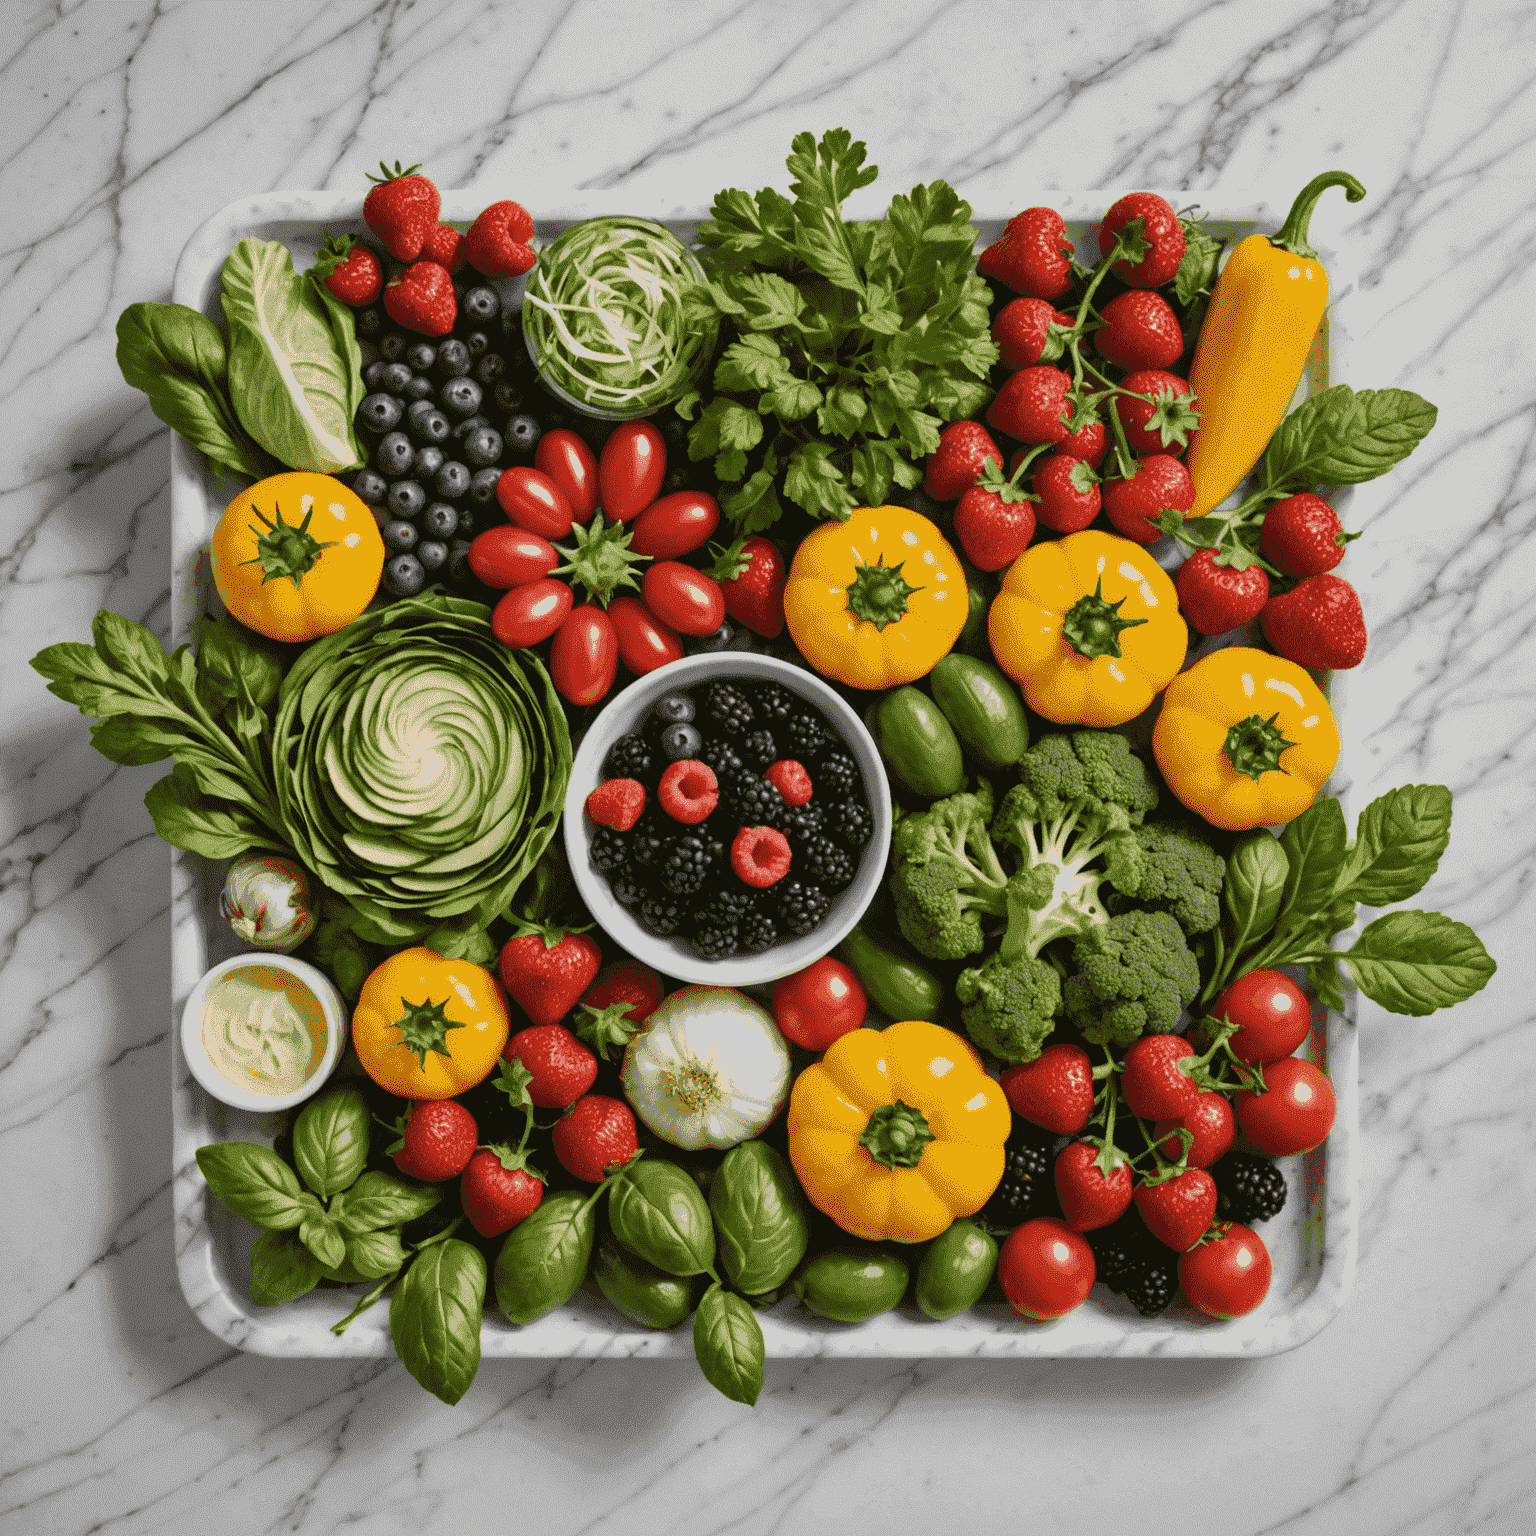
left=389, top=1239, right=486, bottom=1406
left=330, top=1171, right=443, bottom=1235
left=709, top=1141, right=808, bottom=1296
left=291, top=1085, right=370, bottom=1198
left=692, top=1283, right=766, bottom=1406
left=249, top=1229, right=323, bottom=1306
left=608, top=1161, right=716, bottom=1278
left=1333, top=784, right=1452, bottom=906
left=194, top=1143, right=318, bottom=1231
left=1221, top=831, right=1289, bottom=954
left=494, top=1191, right=597, bottom=1325
left=1173, top=214, right=1222, bottom=307
left=1261, top=385, right=1439, bottom=493
left=299, top=1209, right=347, bottom=1270
left=1337, top=911, right=1498, bottom=1017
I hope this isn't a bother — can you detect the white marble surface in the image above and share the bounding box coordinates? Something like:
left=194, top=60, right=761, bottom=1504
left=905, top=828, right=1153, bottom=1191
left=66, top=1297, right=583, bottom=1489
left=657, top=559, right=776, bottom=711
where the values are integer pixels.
left=3, top=1, right=1533, bottom=1532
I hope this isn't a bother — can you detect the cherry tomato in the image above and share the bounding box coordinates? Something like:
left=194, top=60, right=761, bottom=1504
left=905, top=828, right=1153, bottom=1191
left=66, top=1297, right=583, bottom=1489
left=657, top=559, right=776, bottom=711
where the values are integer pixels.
left=491, top=578, right=572, bottom=650
left=631, top=490, right=720, bottom=558
left=496, top=466, right=573, bottom=540
left=535, top=429, right=599, bottom=521
left=467, top=525, right=559, bottom=589
left=550, top=603, right=618, bottom=705
left=607, top=595, right=683, bottom=675
left=1178, top=1223, right=1272, bottom=1319
left=1210, top=969, right=1312, bottom=1064
left=599, top=421, right=665, bottom=522
left=641, top=562, right=726, bottom=637
left=1153, top=1091, right=1235, bottom=1169
left=772, top=958, right=867, bottom=1051
left=998, top=1218, right=1095, bottom=1320
left=1235, top=1056, right=1336, bottom=1156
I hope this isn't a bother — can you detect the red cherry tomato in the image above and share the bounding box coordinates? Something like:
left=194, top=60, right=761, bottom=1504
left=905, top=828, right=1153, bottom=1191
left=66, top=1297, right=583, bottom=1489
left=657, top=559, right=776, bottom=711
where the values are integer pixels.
left=599, top=421, right=665, bottom=522
left=772, top=958, right=867, bottom=1052
left=631, top=490, right=720, bottom=558
left=467, top=525, right=559, bottom=589
left=535, top=429, right=599, bottom=521
left=998, top=1218, right=1095, bottom=1320
left=496, top=466, right=573, bottom=540
left=550, top=603, right=618, bottom=705
left=607, top=596, right=684, bottom=675
left=1210, top=969, right=1313, bottom=1064
left=641, top=562, right=726, bottom=637
left=1235, top=1056, right=1336, bottom=1155
left=1178, top=1223, right=1272, bottom=1319
left=1153, top=1091, right=1235, bottom=1169
left=491, top=578, right=572, bottom=649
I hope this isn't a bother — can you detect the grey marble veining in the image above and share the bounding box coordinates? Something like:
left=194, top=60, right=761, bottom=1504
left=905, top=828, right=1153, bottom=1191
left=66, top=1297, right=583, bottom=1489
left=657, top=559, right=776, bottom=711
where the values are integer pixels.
left=3, top=1, right=1534, bottom=1533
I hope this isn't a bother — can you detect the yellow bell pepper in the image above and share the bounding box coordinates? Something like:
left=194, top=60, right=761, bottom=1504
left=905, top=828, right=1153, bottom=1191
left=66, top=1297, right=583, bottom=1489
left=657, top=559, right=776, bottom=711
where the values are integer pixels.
left=786, top=1020, right=1010, bottom=1244
left=783, top=506, right=967, bottom=688
left=211, top=471, right=384, bottom=643
left=1185, top=172, right=1366, bottom=518
left=988, top=529, right=1186, bottom=727
left=1152, top=647, right=1339, bottom=831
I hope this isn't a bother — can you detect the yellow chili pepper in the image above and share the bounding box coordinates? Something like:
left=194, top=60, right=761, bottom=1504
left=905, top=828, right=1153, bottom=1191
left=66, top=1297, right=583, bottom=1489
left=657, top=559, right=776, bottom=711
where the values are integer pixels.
left=786, top=1019, right=1010, bottom=1244
left=1184, top=172, right=1367, bottom=518
left=1152, top=647, right=1339, bottom=831
left=987, top=529, right=1186, bottom=727
left=782, top=506, right=967, bottom=688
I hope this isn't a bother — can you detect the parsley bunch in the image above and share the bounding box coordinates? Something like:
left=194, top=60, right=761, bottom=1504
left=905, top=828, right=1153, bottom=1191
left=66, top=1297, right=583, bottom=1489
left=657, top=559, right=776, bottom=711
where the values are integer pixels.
left=676, top=128, right=998, bottom=531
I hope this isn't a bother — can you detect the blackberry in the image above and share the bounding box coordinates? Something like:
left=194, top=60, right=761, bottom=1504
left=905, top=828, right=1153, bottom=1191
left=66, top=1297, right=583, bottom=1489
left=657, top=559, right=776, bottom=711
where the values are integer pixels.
left=817, top=751, right=859, bottom=796
left=784, top=712, right=831, bottom=758
left=724, top=769, right=783, bottom=827
left=626, top=813, right=665, bottom=868
left=830, top=800, right=874, bottom=849
left=1212, top=1154, right=1288, bottom=1225
left=690, top=923, right=739, bottom=962
left=1086, top=1214, right=1150, bottom=1292
left=778, top=801, right=825, bottom=848
left=700, top=738, right=744, bottom=778
left=1122, top=1250, right=1179, bottom=1317
left=736, top=909, right=778, bottom=954
left=742, top=728, right=777, bottom=770
left=660, top=835, right=710, bottom=895
left=606, top=733, right=653, bottom=780
left=706, top=682, right=754, bottom=734
left=777, top=880, right=831, bottom=937
left=639, top=893, right=685, bottom=936
left=801, top=835, right=855, bottom=891
left=610, top=863, right=648, bottom=907
left=983, top=1133, right=1052, bottom=1228
left=753, top=682, right=799, bottom=723
left=694, top=888, right=756, bottom=928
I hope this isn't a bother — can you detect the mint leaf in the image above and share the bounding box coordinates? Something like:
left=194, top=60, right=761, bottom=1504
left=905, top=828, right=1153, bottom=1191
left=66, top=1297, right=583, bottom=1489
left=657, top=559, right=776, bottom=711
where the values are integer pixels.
left=1334, top=784, right=1453, bottom=907
left=1341, top=910, right=1497, bottom=1015
left=1263, top=385, right=1438, bottom=492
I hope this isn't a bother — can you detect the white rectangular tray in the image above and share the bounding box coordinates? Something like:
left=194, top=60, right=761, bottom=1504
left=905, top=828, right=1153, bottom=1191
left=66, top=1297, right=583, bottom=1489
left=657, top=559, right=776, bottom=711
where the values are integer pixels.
left=170, top=190, right=1360, bottom=1359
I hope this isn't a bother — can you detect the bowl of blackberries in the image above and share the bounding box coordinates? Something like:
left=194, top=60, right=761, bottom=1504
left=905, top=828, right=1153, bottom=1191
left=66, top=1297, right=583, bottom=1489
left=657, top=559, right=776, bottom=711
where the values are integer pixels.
left=564, top=653, right=891, bottom=986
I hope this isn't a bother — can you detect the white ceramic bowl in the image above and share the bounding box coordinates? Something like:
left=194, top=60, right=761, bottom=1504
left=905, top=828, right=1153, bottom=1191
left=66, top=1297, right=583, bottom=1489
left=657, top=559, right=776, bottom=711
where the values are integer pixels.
left=564, top=653, right=891, bottom=986
left=181, top=952, right=349, bottom=1112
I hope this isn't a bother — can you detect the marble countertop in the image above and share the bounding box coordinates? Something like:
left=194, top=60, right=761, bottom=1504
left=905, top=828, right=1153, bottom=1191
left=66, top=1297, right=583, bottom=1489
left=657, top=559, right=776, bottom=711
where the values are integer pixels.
left=4, top=2, right=1533, bottom=1532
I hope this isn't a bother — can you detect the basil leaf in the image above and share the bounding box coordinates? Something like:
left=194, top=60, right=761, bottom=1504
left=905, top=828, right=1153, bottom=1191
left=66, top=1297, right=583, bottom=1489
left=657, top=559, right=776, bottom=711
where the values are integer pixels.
left=493, top=1191, right=596, bottom=1324
left=1308, top=956, right=1347, bottom=1013
left=709, top=1142, right=808, bottom=1296
left=389, top=1239, right=486, bottom=1406
left=1334, top=784, right=1453, bottom=907
left=299, top=1210, right=347, bottom=1270
left=346, top=1227, right=407, bottom=1280
left=1174, top=218, right=1221, bottom=306
left=331, top=1171, right=442, bottom=1235
left=196, top=1143, right=316, bottom=1231
left=693, top=1283, right=765, bottom=1406
left=1341, top=910, right=1497, bottom=1015
left=1221, top=830, right=1289, bottom=956
left=250, top=1228, right=323, bottom=1306
left=1263, top=385, right=1437, bottom=493
left=1276, top=796, right=1348, bottom=932
left=609, top=1162, right=716, bottom=1278
left=198, top=619, right=283, bottom=714
left=292, top=1085, right=371, bottom=1198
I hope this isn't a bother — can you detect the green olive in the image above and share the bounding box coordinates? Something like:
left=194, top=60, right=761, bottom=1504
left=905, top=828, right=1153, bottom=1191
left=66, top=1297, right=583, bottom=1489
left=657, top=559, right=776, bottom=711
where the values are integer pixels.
left=914, top=1218, right=998, bottom=1320
left=793, top=1245, right=909, bottom=1322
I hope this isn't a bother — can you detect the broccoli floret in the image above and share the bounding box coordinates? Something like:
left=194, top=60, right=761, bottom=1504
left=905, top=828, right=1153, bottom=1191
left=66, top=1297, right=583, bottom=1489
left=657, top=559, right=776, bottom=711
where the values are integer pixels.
left=1062, top=909, right=1201, bottom=1045
left=955, top=951, right=1062, bottom=1063
left=888, top=784, right=1010, bottom=960
left=1104, top=821, right=1226, bottom=936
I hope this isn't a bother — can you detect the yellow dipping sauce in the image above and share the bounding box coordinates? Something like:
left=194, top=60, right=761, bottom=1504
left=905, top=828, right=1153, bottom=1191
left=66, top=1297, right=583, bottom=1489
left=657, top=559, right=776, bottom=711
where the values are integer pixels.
left=201, top=965, right=327, bottom=1097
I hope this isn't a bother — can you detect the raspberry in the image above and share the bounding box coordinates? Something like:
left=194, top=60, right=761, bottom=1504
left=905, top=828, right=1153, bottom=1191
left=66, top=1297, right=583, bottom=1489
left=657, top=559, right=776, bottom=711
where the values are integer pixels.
left=1212, top=1153, right=1288, bottom=1224
left=764, top=759, right=812, bottom=806
left=657, top=760, right=718, bottom=824
left=589, top=826, right=628, bottom=874
left=605, top=733, right=652, bottom=779
left=731, top=826, right=792, bottom=888
left=585, top=777, right=646, bottom=830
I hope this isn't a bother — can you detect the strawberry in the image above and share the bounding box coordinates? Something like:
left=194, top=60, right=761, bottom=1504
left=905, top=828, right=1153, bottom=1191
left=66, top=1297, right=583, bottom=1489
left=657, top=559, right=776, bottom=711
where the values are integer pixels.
left=992, top=298, right=1073, bottom=370
left=1154, top=1092, right=1236, bottom=1170
left=1117, top=370, right=1200, bottom=457
left=552, top=1094, right=638, bottom=1183
left=1099, top=192, right=1185, bottom=289
left=420, top=224, right=466, bottom=275
left=465, top=199, right=538, bottom=278
left=384, top=260, right=457, bottom=336
left=923, top=420, right=1002, bottom=502
left=1260, top=574, right=1368, bottom=670
left=312, top=234, right=383, bottom=307
left=1096, top=290, right=1184, bottom=371
left=1135, top=1168, right=1218, bottom=1252
left=1057, top=412, right=1108, bottom=468
left=1032, top=454, right=1101, bottom=534
left=504, top=1023, right=598, bottom=1109
left=977, top=206, right=1075, bottom=300
left=1001, top=1043, right=1095, bottom=1134
left=1176, top=548, right=1269, bottom=635
left=460, top=1145, right=545, bottom=1237
left=1054, top=1141, right=1134, bottom=1232
left=986, top=366, right=1075, bottom=445
left=1259, top=493, right=1357, bottom=577
left=1121, top=1034, right=1200, bottom=1120
left=498, top=929, right=602, bottom=1028
left=1103, top=454, right=1194, bottom=544
left=585, top=777, right=646, bottom=830
left=388, top=1099, right=478, bottom=1182
left=363, top=160, right=441, bottom=262
left=577, top=959, right=665, bottom=1060
left=953, top=459, right=1037, bottom=571
left=709, top=535, right=786, bottom=638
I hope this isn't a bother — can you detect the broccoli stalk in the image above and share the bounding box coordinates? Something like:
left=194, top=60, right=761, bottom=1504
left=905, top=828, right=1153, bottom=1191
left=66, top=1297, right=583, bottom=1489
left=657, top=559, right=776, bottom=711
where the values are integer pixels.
left=888, top=784, right=1009, bottom=961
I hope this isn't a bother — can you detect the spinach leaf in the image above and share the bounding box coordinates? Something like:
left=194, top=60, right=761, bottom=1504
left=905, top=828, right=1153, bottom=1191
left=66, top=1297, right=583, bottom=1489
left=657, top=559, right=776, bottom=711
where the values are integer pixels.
left=330, top=1171, right=442, bottom=1234
left=299, top=1209, right=347, bottom=1270
left=709, top=1142, right=808, bottom=1296
left=389, top=1239, right=486, bottom=1406
left=1334, top=784, right=1453, bottom=907
left=1263, top=385, right=1437, bottom=493
left=1341, top=911, right=1497, bottom=1015
left=144, top=762, right=274, bottom=860
left=195, top=1142, right=317, bottom=1231
left=693, top=1283, right=765, bottom=1406
left=197, top=619, right=283, bottom=715
left=292, top=1085, right=371, bottom=1198
left=609, top=1161, right=716, bottom=1278
left=493, top=1191, right=596, bottom=1324
left=1221, top=830, right=1289, bottom=956
left=346, top=1227, right=407, bottom=1280
left=249, top=1228, right=323, bottom=1306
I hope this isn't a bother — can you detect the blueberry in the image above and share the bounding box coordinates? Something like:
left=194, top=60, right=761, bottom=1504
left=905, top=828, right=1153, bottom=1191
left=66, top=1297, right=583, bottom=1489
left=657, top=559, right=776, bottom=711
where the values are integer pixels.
left=422, top=502, right=459, bottom=539
left=436, top=338, right=471, bottom=377
left=654, top=692, right=695, bottom=727
left=436, top=461, right=471, bottom=500
left=380, top=361, right=413, bottom=394
left=408, top=406, right=451, bottom=446
left=406, top=342, right=437, bottom=372
left=403, top=374, right=435, bottom=401
left=505, top=414, right=542, bottom=455
left=362, top=360, right=387, bottom=390
left=689, top=622, right=734, bottom=653
left=378, top=332, right=407, bottom=362
left=474, top=352, right=506, bottom=387
left=462, top=286, right=500, bottom=323
left=386, top=479, right=427, bottom=520
left=355, top=307, right=383, bottom=339
left=659, top=723, right=703, bottom=760
left=464, top=330, right=491, bottom=356
left=493, top=380, right=525, bottom=415
left=374, top=432, right=415, bottom=477
left=352, top=467, right=389, bottom=505
left=383, top=552, right=425, bottom=597
left=441, top=376, right=483, bottom=416
left=382, top=518, right=418, bottom=552
left=413, top=444, right=445, bottom=480
left=417, top=539, right=449, bottom=571
left=453, top=505, right=479, bottom=537
left=462, top=426, right=503, bottom=467
left=358, top=392, right=403, bottom=433
left=451, top=413, right=491, bottom=442
left=469, top=466, right=502, bottom=505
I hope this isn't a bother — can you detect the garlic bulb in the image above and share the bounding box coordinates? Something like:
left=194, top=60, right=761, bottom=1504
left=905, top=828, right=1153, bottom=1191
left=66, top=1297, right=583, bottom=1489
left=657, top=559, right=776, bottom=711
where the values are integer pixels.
left=220, top=853, right=317, bottom=950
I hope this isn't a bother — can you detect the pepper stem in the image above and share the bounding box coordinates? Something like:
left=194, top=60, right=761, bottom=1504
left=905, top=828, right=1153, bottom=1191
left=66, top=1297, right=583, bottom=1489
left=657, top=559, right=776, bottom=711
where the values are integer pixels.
left=1222, top=712, right=1297, bottom=782
left=1270, top=171, right=1367, bottom=260
left=860, top=1100, right=934, bottom=1170
left=1061, top=578, right=1148, bottom=659
left=846, top=557, right=922, bottom=631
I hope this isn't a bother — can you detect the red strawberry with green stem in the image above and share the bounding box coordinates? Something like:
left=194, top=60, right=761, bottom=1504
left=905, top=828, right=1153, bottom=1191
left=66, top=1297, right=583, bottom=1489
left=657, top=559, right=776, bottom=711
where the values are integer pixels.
left=461, top=1145, right=545, bottom=1237
left=986, top=366, right=1077, bottom=446
left=1096, top=290, right=1185, bottom=372
left=384, top=260, right=457, bottom=336
left=1153, top=1091, right=1235, bottom=1170
left=552, top=1094, right=639, bottom=1183
left=709, top=534, right=786, bottom=638
left=1000, top=1043, right=1098, bottom=1134
left=312, top=234, right=383, bottom=307
left=1176, top=548, right=1270, bottom=635
left=498, top=927, right=601, bottom=1028
left=1135, top=1167, right=1218, bottom=1252
left=1032, top=453, right=1102, bottom=533
left=992, top=298, right=1074, bottom=370
left=363, top=160, right=441, bottom=262
left=923, top=420, right=1003, bottom=502
left=1260, top=573, right=1368, bottom=670
left=386, top=1098, right=478, bottom=1182
left=953, top=455, right=1038, bottom=571
left=577, top=960, right=665, bottom=1061
left=1121, top=1034, right=1202, bottom=1120
left=1055, top=1139, right=1134, bottom=1232
left=465, top=199, right=538, bottom=278
left=1103, top=454, right=1194, bottom=544
left=504, top=1023, right=597, bottom=1109
left=1117, top=370, right=1200, bottom=457
left=977, top=206, right=1077, bottom=300
left=1259, top=493, right=1358, bottom=577
left=1098, top=192, right=1186, bottom=288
